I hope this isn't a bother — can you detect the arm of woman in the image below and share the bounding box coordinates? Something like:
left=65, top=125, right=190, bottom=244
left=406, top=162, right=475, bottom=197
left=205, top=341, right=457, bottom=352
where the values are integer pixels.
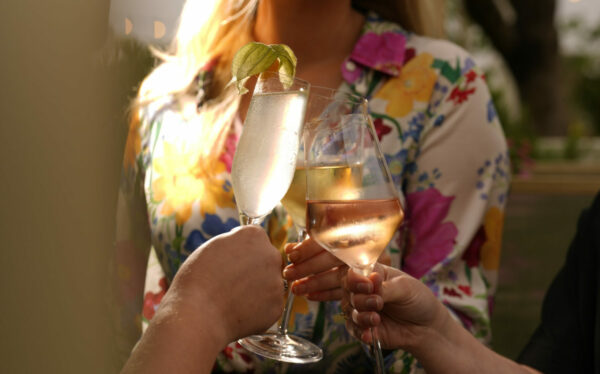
left=343, top=264, right=540, bottom=374
left=120, top=226, right=284, bottom=374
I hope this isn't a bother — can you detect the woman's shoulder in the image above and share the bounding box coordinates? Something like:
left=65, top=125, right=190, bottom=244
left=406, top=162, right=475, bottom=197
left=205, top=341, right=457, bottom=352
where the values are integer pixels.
left=405, top=33, right=474, bottom=69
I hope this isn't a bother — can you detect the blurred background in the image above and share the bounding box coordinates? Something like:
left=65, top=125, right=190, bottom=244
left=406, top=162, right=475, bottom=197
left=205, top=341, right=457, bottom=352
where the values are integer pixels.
left=1, top=0, right=599, bottom=372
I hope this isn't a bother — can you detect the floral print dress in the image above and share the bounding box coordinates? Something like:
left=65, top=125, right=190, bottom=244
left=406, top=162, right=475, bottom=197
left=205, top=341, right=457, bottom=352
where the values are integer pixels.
left=113, top=14, right=509, bottom=374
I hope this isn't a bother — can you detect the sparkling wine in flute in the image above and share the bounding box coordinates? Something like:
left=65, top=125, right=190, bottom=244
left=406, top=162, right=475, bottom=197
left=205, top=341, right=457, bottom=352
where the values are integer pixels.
left=306, top=198, right=403, bottom=275
left=232, top=90, right=308, bottom=219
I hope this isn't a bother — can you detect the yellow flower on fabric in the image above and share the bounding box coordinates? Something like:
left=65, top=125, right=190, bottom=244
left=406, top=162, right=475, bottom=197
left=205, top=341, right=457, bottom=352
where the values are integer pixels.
left=375, top=53, right=437, bottom=118
left=267, top=214, right=293, bottom=257
left=152, top=142, right=235, bottom=225
left=481, top=207, right=504, bottom=270
left=123, top=110, right=142, bottom=170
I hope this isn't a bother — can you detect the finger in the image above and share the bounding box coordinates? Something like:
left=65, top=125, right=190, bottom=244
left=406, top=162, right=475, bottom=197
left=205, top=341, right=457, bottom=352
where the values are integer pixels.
left=291, top=266, right=344, bottom=295
left=368, top=271, right=384, bottom=294
left=306, top=287, right=343, bottom=302
left=284, top=237, right=326, bottom=264
left=283, top=242, right=297, bottom=255
left=360, top=327, right=373, bottom=344
left=350, top=293, right=383, bottom=312
left=283, top=250, right=343, bottom=281
left=345, top=268, right=373, bottom=294
left=352, top=309, right=380, bottom=328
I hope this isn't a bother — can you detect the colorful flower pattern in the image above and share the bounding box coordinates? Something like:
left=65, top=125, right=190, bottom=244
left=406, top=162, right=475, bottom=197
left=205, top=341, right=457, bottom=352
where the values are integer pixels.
left=402, top=188, right=458, bottom=279
left=375, top=52, right=437, bottom=118
left=115, top=13, right=510, bottom=374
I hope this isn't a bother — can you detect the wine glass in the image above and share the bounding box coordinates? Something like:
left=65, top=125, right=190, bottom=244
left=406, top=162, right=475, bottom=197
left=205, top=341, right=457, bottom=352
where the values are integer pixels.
left=232, top=71, right=322, bottom=363
left=268, top=87, right=341, bottom=363
left=304, top=92, right=404, bottom=374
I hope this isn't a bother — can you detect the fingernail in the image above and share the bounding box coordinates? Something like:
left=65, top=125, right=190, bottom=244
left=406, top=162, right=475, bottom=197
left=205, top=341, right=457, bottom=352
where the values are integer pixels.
left=366, top=296, right=379, bottom=309
left=292, top=283, right=307, bottom=295
left=356, top=282, right=372, bottom=294
left=369, top=313, right=377, bottom=325
left=287, top=250, right=301, bottom=263
left=282, top=267, right=295, bottom=279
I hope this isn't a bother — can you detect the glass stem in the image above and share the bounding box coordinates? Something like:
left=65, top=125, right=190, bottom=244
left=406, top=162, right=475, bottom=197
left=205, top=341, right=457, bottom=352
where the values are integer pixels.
left=239, top=212, right=265, bottom=226
left=278, top=228, right=307, bottom=336
left=372, top=328, right=385, bottom=374
left=278, top=290, right=295, bottom=335
left=354, top=267, right=384, bottom=373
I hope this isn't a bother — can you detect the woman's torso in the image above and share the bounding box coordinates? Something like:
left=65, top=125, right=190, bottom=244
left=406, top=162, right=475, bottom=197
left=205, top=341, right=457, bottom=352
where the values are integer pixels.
left=134, top=14, right=510, bottom=374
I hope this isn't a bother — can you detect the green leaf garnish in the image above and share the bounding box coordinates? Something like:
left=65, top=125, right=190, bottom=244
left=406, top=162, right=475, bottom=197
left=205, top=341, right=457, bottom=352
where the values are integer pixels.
left=231, top=42, right=297, bottom=94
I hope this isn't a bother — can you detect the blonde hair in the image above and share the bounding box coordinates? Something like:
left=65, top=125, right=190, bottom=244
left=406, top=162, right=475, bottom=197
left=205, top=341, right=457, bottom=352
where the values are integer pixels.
left=135, top=0, right=444, bottom=163
left=136, top=0, right=257, bottom=165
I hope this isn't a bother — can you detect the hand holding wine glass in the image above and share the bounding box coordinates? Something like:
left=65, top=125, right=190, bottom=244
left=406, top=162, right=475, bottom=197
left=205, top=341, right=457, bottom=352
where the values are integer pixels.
left=341, top=263, right=446, bottom=349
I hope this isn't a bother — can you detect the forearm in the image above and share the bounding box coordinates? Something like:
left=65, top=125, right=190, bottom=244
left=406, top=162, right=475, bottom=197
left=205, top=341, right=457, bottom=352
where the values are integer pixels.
left=121, top=294, right=226, bottom=374
left=410, top=312, right=540, bottom=374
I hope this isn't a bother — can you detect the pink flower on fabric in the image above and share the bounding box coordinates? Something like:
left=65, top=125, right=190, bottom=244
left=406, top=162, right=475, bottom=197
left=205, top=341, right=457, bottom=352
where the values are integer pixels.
left=402, top=188, right=458, bottom=279
left=219, top=131, right=238, bottom=173
left=404, top=47, right=416, bottom=64
left=142, top=277, right=168, bottom=321
left=462, top=225, right=485, bottom=267
left=350, top=31, right=406, bottom=76
left=222, top=342, right=254, bottom=371
left=341, top=59, right=363, bottom=84
left=341, top=31, right=407, bottom=83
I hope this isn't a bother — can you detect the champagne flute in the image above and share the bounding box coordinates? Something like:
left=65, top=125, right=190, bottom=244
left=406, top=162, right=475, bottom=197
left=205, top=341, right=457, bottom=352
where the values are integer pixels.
left=232, top=71, right=322, bottom=363
left=231, top=70, right=309, bottom=225
left=304, top=92, right=404, bottom=374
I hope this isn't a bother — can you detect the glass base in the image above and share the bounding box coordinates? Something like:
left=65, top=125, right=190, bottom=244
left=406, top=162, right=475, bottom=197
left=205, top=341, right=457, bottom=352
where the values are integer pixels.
left=238, top=333, right=323, bottom=364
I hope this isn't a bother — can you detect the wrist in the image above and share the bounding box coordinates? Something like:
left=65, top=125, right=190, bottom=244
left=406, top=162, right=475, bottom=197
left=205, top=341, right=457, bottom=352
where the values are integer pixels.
left=123, top=294, right=227, bottom=374
left=158, top=287, right=230, bottom=351
left=405, top=304, right=457, bottom=362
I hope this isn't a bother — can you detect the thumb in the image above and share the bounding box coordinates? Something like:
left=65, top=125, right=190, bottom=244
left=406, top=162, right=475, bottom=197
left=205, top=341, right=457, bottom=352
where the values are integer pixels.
left=380, top=273, right=417, bottom=305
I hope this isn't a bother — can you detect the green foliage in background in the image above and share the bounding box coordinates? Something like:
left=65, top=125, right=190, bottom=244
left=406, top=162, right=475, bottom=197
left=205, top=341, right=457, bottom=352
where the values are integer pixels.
left=447, top=0, right=600, bottom=165
left=562, top=19, right=600, bottom=136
